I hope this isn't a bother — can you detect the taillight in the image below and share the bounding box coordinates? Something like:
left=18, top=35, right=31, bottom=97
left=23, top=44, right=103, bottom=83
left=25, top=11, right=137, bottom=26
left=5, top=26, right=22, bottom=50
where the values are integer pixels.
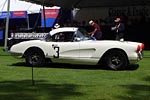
left=137, top=43, right=144, bottom=51
left=137, top=45, right=141, bottom=51
left=141, top=43, right=144, bottom=50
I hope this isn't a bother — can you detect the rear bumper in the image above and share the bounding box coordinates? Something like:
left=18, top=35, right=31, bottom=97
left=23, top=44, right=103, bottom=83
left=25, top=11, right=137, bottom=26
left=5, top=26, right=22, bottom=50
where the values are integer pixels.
left=129, top=50, right=144, bottom=64
left=137, top=50, right=144, bottom=60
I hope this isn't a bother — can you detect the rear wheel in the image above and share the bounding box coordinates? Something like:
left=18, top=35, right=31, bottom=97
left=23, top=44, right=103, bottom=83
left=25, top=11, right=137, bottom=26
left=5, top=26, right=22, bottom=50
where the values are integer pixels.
left=25, top=49, right=45, bottom=67
left=104, top=50, right=128, bottom=70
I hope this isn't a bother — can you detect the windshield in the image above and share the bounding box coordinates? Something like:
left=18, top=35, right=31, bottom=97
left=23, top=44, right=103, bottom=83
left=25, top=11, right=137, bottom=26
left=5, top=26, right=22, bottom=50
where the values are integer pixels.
left=75, top=28, right=92, bottom=41
left=44, top=28, right=93, bottom=42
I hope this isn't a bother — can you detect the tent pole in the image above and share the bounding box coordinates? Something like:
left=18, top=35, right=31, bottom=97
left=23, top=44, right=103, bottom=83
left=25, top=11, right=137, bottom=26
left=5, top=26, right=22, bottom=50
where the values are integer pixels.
left=4, top=0, right=10, bottom=50
left=43, top=5, right=46, bottom=28
left=27, top=16, right=30, bottom=29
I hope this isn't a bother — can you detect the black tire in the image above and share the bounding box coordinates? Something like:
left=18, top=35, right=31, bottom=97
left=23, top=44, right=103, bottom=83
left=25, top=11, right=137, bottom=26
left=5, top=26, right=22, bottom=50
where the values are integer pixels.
left=25, top=49, right=45, bottom=67
left=104, top=50, right=128, bottom=70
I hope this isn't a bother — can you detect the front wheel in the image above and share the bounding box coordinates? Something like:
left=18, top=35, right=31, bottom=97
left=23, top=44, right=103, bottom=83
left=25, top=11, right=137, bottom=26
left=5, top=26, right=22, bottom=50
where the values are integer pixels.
left=104, top=50, right=128, bottom=70
left=25, top=49, right=45, bottom=67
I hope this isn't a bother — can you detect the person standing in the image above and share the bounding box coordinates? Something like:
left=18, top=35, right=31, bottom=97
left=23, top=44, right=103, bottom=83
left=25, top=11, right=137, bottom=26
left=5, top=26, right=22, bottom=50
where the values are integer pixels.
left=111, top=17, right=125, bottom=41
left=53, top=23, right=60, bottom=29
left=88, top=20, right=103, bottom=40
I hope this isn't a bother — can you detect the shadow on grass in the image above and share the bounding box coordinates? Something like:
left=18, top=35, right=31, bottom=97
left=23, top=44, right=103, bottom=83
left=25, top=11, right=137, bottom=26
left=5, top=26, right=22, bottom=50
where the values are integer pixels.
left=11, top=62, right=139, bottom=71
left=116, top=76, right=150, bottom=100
left=126, top=64, right=139, bottom=71
left=0, top=80, right=84, bottom=100
left=11, top=62, right=108, bottom=70
left=0, top=54, right=11, bottom=56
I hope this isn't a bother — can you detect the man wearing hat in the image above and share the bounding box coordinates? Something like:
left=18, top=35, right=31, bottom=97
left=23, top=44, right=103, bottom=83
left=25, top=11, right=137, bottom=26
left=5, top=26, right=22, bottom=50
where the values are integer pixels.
left=111, top=17, right=125, bottom=41
left=54, top=23, right=60, bottom=29
left=88, top=20, right=103, bottom=40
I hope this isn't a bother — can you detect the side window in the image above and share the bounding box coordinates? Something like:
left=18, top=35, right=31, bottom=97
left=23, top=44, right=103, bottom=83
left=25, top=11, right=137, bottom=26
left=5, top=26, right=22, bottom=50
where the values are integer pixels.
left=51, top=32, right=65, bottom=42
left=51, top=32, right=74, bottom=42
left=64, top=32, right=74, bottom=42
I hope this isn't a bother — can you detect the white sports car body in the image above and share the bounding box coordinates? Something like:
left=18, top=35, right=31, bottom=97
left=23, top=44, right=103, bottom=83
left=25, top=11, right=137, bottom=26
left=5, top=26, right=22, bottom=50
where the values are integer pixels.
left=9, top=27, right=144, bottom=70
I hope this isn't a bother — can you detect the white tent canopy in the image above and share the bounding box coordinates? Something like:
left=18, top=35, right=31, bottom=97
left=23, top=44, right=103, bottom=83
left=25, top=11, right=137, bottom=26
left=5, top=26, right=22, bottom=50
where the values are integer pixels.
left=0, top=0, right=60, bottom=14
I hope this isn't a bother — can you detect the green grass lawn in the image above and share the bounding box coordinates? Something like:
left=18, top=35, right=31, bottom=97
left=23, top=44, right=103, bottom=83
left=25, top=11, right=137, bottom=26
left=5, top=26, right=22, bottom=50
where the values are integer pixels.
left=0, top=47, right=150, bottom=100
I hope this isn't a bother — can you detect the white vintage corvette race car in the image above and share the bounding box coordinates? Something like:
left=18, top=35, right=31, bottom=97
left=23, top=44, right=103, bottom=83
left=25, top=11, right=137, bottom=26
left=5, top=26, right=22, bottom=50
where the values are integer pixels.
left=9, top=27, right=144, bottom=70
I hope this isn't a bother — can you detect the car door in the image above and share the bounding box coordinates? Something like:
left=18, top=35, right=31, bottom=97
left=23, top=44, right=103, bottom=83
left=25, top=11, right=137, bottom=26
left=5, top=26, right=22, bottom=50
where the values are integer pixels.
left=74, top=28, right=99, bottom=64
left=79, top=41, right=98, bottom=64
left=50, top=32, right=80, bottom=63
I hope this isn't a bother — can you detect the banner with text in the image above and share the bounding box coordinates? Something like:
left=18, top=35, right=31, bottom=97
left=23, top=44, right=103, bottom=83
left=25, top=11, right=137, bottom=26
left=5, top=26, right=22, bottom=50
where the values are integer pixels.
left=0, top=11, right=27, bottom=19
left=41, top=8, right=60, bottom=28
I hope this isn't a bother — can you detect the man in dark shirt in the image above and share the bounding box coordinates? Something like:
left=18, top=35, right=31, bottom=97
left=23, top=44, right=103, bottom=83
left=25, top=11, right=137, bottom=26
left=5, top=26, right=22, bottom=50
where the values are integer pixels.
left=88, top=20, right=103, bottom=40
left=111, top=17, right=125, bottom=41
